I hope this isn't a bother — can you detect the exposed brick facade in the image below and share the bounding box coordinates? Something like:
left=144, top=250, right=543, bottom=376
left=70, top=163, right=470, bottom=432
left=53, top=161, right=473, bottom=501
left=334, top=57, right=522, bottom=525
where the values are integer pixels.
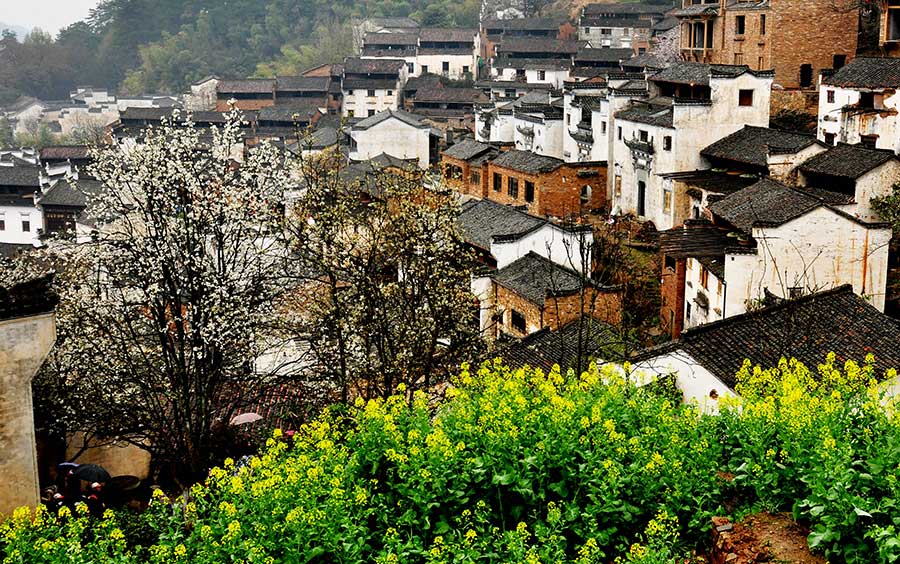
left=441, top=154, right=489, bottom=199
left=660, top=256, right=687, bottom=339
left=215, top=97, right=276, bottom=112
left=484, top=161, right=607, bottom=219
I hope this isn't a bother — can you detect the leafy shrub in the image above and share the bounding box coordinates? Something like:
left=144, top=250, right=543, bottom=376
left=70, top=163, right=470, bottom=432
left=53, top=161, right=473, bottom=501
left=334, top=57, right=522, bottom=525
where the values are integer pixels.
left=2, top=356, right=899, bottom=563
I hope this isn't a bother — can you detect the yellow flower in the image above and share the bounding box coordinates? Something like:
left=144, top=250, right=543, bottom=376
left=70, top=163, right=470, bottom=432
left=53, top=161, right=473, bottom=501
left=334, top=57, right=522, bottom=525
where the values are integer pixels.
left=174, top=543, right=187, bottom=557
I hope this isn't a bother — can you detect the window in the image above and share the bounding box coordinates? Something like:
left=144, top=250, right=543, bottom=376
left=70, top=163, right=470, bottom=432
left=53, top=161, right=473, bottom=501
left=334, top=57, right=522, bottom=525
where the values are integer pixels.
left=859, top=91, right=875, bottom=109
left=665, top=255, right=676, bottom=271
left=581, top=185, right=591, bottom=206
left=367, top=89, right=376, bottom=97
left=760, top=14, right=766, bottom=35
left=493, top=172, right=502, bottom=191
left=601, top=121, right=607, bottom=134
left=525, top=180, right=535, bottom=202
left=686, top=302, right=692, bottom=320
left=735, top=15, right=745, bottom=35
left=799, top=64, right=813, bottom=88
left=663, top=189, right=672, bottom=213
left=639, top=129, right=648, bottom=142
left=700, top=266, right=709, bottom=289
left=408, top=62, right=415, bottom=73
left=788, top=286, right=803, bottom=299
left=471, top=170, right=481, bottom=185
left=347, top=89, right=354, bottom=95
left=538, top=70, right=546, bottom=81
left=387, top=90, right=393, bottom=95
left=889, top=5, right=900, bottom=41
left=833, top=54, right=846, bottom=70
left=566, top=114, right=571, bottom=125
left=22, top=220, right=30, bottom=232
left=442, top=61, right=450, bottom=73
left=0, top=219, right=4, bottom=230
left=738, top=89, right=754, bottom=106
left=508, top=177, right=519, bottom=198
left=637, top=180, right=646, bottom=216
left=827, top=89, right=835, bottom=104
left=663, top=136, right=672, bottom=151
left=347, top=109, right=354, bottom=117
left=734, top=53, right=743, bottom=65
left=422, top=65, right=428, bottom=73
left=638, top=47, right=646, bottom=55
left=601, top=28, right=612, bottom=35
left=463, top=65, right=470, bottom=74
left=614, top=175, right=622, bottom=198
left=368, top=109, right=376, bottom=117
left=617, top=126, right=622, bottom=140
left=861, top=134, right=878, bottom=148
left=824, top=132, right=836, bottom=145
left=583, top=27, right=590, bottom=34
left=511, top=310, right=527, bottom=333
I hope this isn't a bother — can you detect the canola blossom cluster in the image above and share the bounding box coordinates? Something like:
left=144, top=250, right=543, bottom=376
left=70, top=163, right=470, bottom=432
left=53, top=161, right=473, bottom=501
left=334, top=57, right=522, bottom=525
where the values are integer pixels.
left=2, top=356, right=899, bottom=563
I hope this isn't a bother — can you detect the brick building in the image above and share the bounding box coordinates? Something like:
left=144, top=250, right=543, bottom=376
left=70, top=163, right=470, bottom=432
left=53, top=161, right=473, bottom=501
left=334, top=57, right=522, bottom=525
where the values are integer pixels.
left=485, top=149, right=606, bottom=218
left=215, top=79, right=276, bottom=111
left=441, top=139, right=500, bottom=198
left=578, top=3, right=669, bottom=53
left=674, top=0, right=857, bottom=90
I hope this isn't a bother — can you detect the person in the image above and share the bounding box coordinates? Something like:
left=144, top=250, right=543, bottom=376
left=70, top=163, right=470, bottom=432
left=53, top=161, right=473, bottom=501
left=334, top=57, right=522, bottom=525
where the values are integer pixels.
left=86, top=482, right=105, bottom=517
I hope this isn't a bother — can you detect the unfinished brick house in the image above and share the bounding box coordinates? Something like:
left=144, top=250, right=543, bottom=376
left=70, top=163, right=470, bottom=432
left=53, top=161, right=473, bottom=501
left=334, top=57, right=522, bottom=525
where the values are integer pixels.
left=215, top=79, right=276, bottom=111
left=441, top=139, right=500, bottom=198
left=673, top=0, right=857, bottom=90
left=485, top=149, right=606, bottom=218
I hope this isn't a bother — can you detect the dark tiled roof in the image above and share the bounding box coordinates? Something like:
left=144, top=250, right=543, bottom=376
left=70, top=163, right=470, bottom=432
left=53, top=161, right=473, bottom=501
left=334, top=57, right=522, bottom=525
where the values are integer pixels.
left=366, top=17, right=420, bottom=28
left=651, top=16, right=679, bottom=31
left=413, top=87, right=486, bottom=103
left=672, top=4, right=720, bottom=16
left=708, top=178, right=831, bottom=234
left=575, top=47, right=633, bottom=63
left=659, top=170, right=758, bottom=195
left=418, top=47, right=474, bottom=55
left=614, top=98, right=673, bottom=128
left=499, top=318, right=618, bottom=372
left=38, top=178, right=103, bottom=208
left=0, top=275, right=58, bottom=321
left=483, top=18, right=560, bottom=31
left=580, top=16, right=652, bottom=28
left=496, top=38, right=583, bottom=55
left=217, top=79, right=275, bottom=94
left=583, top=3, right=668, bottom=15
left=362, top=46, right=418, bottom=58
left=457, top=199, right=547, bottom=251
left=727, top=0, right=770, bottom=9
left=39, top=145, right=91, bottom=162
left=258, top=102, right=325, bottom=122
left=490, top=149, right=563, bottom=173
left=419, top=28, right=476, bottom=42
left=799, top=143, right=897, bottom=179
left=342, top=78, right=399, bottom=90
left=275, top=76, right=330, bottom=92
left=443, top=139, right=498, bottom=161
left=343, top=57, right=406, bottom=74
left=363, top=32, right=420, bottom=45
left=637, top=286, right=900, bottom=389
left=493, top=56, right=573, bottom=71
left=403, top=74, right=442, bottom=92
left=701, top=126, right=820, bottom=168
left=493, top=252, right=586, bottom=305
left=658, top=219, right=731, bottom=259
left=0, top=165, right=41, bottom=187
left=352, top=109, right=429, bottom=130
left=650, top=63, right=753, bottom=86
left=822, top=57, right=900, bottom=89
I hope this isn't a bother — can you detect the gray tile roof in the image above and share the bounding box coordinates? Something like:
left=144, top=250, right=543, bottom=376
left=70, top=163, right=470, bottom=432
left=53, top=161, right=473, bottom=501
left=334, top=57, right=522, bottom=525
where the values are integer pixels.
left=217, top=79, right=275, bottom=94
left=727, top=0, right=770, bottom=9
left=658, top=219, right=731, bottom=259
left=38, top=178, right=103, bottom=208
left=493, top=251, right=586, bottom=305
left=342, top=78, right=399, bottom=90
left=672, top=4, right=719, bottom=16
left=496, top=37, right=583, bottom=55
left=413, top=87, right=486, bottom=104
left=493, top=56, right=573, bottom=71
left=457, top=199, right=547, bottom=251
left=362, top=46, right=417, bottom=58
left=0, top=275, right=57, bottom=322
left=583, top=3, right=667, bottom=15
left=275, top=76, right=330, bottom=92
left=799, top=143, right=897, bottom=179
left=39, top=145, right=91, bottom=162
left=650, top=63, right=753, bottom=86
left=343, top=57, right=406, bottom=75
left=634, top=285, right=900, bottom=389
left=363, top=32, right=420, bottom=45
left=498, top=318, right=617, bottom=372
left=490, top=149, right=563, bottom=173
left=614, top=98, right=673, bottom=128
left=352, top=109, right=429, bottom=130
left=575, top=47, right=633, bottom=63
left=823, top=57, right=900, bottom=89
left=0, top=165, right=41, bottom=187
left=419, top=28, right=476, bottom=42
left=443, top=139, right=498, bottom=161
left=258, top=101, right=325, bottom=122
left=483, top=18, right=561, bottom=31
left=701, top=126, right=821, bottom=168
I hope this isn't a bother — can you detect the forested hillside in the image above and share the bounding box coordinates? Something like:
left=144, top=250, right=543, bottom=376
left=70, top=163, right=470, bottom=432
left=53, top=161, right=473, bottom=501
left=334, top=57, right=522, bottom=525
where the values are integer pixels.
left=0, top=0, right=483, bottom=104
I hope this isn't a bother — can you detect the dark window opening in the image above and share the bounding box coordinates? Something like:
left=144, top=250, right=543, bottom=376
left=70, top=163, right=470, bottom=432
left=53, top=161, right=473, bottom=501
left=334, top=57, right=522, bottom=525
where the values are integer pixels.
left=639, top=129, right=648, bottom=142
left=735, top=15, right=745, bottom=35
left=0, top=219, right=4, bottom=231
left=580, top=185, right=591, bottom=206
left=824, top=132, right=836, bottom=146
left=663, top=136, right=672, bottom=151
left=889, top=7, right=900, bottom=41
left=827, top=89, right=835, bottom=104
left=493, top=172, right=502, bottom=191
left=760, top=14, right=766, bottom=35
left=511, top=310, right=527, bottom=333
left=738, top=89, right=754, bottom=106
left=442, top=61, right=450, bottom=73
left=538, top=70, right=546, bottom=80
left=525, top=180, right=535, bottom=202
left=861, top=134, right=878, bottom=148
left=22, top=220, right=30, bottom=232
left=471, top=170, right=480, bottom=185
left=665, top=255, right=676, bottom=271
left=508, top=177, right=519, bottom=198
left=637, top=180, right=646, bottom=217
left=422, top=65, right=428, bottom=73
left=367, top=89, right=376, bottom=96
left=617, top=126, right=622, bottom=140
left=368, top=109, right=376, bottom=117
left=833, top=54, right=847, bottom=70
left=799, top=64, right=814, bottom=88
left=859, top=91, right=875, bottom=109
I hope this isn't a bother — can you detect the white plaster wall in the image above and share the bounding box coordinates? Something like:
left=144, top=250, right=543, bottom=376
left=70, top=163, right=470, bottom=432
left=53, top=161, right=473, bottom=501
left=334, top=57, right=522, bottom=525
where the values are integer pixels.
left=0, top=204, right=43, bottom=246
left=766, top=143, right=827, bottom=183
left=579, top=26, right=634, bottom=49
left=342, top=87, right=401, bottom=117
left=493, top=67, right=569, bottom=88
left=532, top=119, right=565, bottom=160
left=631, top=350, right=735, bottom=414
left=416, top=53, right=476, bottom=79
left=722, top=207, right=892, bottom=316
left=817, top=86, right=900, bottom=153
left=471, top=274, right=495, bottom=334
left=851, top=162, right=900, bottom=221
left=491, top=224, right=591, bottom=272
left=682, top=257, right=726, bottom=331
left=351, top=119, right=430, bottom=168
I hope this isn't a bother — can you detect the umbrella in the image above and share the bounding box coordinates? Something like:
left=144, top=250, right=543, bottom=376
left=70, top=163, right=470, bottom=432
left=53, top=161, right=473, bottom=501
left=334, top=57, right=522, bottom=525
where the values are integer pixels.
left=230, top=412, right=263, bottom=426
left=72, top=464, right=111, bottom=483
left=57, top=462, right=80, bottom=475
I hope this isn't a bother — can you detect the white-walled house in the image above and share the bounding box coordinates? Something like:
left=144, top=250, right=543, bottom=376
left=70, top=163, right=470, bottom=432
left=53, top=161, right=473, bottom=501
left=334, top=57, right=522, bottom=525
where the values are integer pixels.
left=475, top=91, right=556, bottom=144
left=562, top=79, right=609, bottom=163
left=818, top=57, right=900, bottom=153
left=631, top=286, right=900, bottom=413
left=350, top=109, right=438, bottom=168
left=342, top=58, right=409, bottom=117
left=609, top=63, right=773, bottom=230
left=513, top=103, right=565, bottom=160
left=0, top=164, right=43, bottom=247
left=705, top=178, right=892, bottom=319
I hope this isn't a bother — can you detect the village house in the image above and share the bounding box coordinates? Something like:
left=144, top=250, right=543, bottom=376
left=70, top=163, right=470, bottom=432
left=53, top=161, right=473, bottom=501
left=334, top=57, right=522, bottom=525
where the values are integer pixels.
left=0, top=275, right=57, bottom=516
left=0, top=163, right=43, bottom=247
left=352, top=16, right=420, bottom=53
left=479, top=18, right=570, bottom=62
left=441, top=138, right=501, bottom=199
left=416, top=28, right=478, bottom=79
left=673, top=0, right=856, bottom=90
left=476, top=91, right=560, bottom=145
left=609, top=63, right=772, bottom=230
left=491, top=38, right=584, bottom=87
left=407, top=87, right=488, bottom=123
left=658, top=178, right=892, bottom=339
left=35, top=178, right=103, bottom=236
left=185, top=76, right=219, bottom=111
left=341, top=58, right=409, bottom=117
left=215, top=79, right=276, bottom=112
left=818, top=57, right=900, bottom=153
left=362, top=32, right=420, bottom=76
left=562, top=78, right=609, bottom=163
left=513, top=101, right=565, bottom=159
left=484, top=149, right=606, bottom=218
left=498, top=317, right=617, bottom=373
left=350, top=109, right=439, bottom=168
left=578, top=3, right=668, bottom=53
left=633, top=285, right=900, bottom=412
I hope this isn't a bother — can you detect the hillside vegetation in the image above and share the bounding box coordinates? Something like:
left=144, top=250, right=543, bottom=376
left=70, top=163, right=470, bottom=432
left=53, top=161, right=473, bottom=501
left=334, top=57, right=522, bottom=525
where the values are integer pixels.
left=2, top=355, right=899, bottom=563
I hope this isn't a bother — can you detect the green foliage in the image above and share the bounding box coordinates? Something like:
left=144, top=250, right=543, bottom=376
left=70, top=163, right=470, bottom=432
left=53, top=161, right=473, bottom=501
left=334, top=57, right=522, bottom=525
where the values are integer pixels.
left=872, top=183, right=900, bottom=235
left=4, top=356, right=899, bottom=563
